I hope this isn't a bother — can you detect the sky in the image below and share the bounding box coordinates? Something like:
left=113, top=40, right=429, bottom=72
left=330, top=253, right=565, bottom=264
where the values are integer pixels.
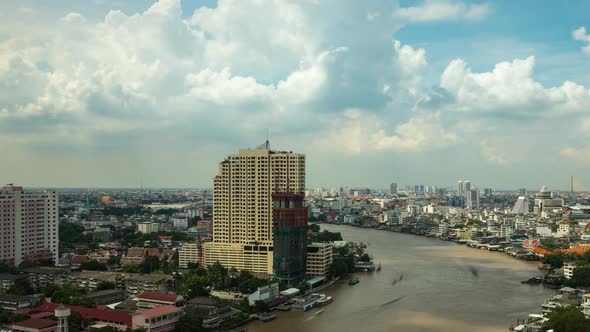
left=1, top=0, right=590, bottom=191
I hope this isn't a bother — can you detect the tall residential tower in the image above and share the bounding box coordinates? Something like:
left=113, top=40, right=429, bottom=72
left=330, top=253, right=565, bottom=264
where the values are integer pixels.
left=0, top=185, right=59, bottom=267
left=203, top=142, right=305, bottom=275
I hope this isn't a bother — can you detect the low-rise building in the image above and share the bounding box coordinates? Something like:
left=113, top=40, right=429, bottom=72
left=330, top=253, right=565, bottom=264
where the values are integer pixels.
left=247, top=282, right=279, bottom=306
left=0, top=294, right=41, bottom=311
left=82, top=289, right=126, bottom=305
left=306, top=242, right=333, bottom=278
left=136, top=291, right=182, bottom=308
left=132, top=305, right=183, bottom=332
left=18, top=267, right=69, bottom=291
left=137, top=222, right=160, bottom=234
left=0, top=273, right=28, bottom=294
left=10, top=318, right=57, bottom=332
left=564, top=262, right=576, bottom=280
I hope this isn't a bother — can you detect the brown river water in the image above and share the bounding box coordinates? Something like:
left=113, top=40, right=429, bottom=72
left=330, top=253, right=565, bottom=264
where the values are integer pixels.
left=247, top=224, right=554, bottom=332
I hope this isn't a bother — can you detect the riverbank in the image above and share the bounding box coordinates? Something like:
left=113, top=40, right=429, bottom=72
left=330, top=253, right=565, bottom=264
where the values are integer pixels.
left=247, top=224, right=553, bottom=332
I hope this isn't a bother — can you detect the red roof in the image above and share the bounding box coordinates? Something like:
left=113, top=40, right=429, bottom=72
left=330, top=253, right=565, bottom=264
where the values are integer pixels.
left=12, top=318, right=57, bottom=329
left=138, top=291, right=178, bottom=303
left=71, top=255, right=90, bottom=264
left=158, top=236, right=172, bottom=241
left=34, top=303, right=132, bottom=326
left=145, top=248, right=160, bottom=257
left=139, top=304, right=181, bottom=318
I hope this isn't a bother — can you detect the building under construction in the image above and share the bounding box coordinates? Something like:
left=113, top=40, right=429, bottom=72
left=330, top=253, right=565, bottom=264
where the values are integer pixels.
left=272, top=193, right=308, bottom=287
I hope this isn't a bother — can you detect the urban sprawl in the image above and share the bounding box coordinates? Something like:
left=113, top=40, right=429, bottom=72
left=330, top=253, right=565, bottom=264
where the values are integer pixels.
left=1, top=143, right=589, bottom=331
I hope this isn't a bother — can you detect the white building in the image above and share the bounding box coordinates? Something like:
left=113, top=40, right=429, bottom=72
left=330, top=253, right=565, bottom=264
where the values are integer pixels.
left=564, top=262, right=576, bottom=280
left=0, top=184, right=59, bottom=267
left=172, top=216, right=189, bottom=229
left=512, top=196, right=529, bottom=215
left=536, top=226, right=552, bottom=237
left=557, top=223, right=571, bottom=238
left=247, top=282, right=279, bottom=306
left=137, top=222, right=160, bottom=234
left=583, top=294, right=590, bottom=318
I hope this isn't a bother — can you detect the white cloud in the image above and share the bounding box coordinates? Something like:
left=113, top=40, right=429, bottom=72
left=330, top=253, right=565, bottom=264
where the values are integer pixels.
left=394, top=0, right=490, bottom=22
left=436, top=56, right=590, bottom=114
left=573, top=26, right=590, bottom=54
left=560, top=146, right=590, bottom=163
left=480, top=141, right=509, bottom=165
left=317, top=110, right=456, bottom=154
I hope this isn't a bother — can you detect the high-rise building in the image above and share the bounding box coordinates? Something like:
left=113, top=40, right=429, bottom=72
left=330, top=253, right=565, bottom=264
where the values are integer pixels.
left=457, top=181, right=463, bottom=197
left=272, top=193, right=308, bottom=286
left=483, top=188, right=493, bottom=196
left=390, top=183, right=397, bottom=194
left=466, top=190, right=480, bottom=209
left=464, top=181, right=471, bottom=197
left=203, top=142, right=305, bottom=275
left=0, top=184, right=59, bottom=267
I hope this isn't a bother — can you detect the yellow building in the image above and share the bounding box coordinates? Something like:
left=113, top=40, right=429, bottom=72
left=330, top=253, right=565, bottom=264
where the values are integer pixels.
left=306, top=242, right=333, bottom=278
left=203, top=142, right=305, bottom=275
left=178, top=242, right=199, bottom=269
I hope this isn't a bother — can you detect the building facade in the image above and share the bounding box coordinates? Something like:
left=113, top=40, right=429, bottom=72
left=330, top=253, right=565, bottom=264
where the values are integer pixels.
left=178, top=242, right=199, bottom=269
left=137, top=222, right=160, bottom=234
left=272, top=193, right=308, bottom=286
left=0, top=185, right=59, bottom=267
left=306, top=242, right=333, bottom=278
left=203, top=142, right=305, bottom=275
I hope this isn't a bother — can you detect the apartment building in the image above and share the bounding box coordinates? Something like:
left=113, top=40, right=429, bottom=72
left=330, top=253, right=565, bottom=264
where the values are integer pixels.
left=178, top=242, right=199, bottom=269
left=0, top=185, right=59, bottom=267
left=203, top=142, right=305, bottom=274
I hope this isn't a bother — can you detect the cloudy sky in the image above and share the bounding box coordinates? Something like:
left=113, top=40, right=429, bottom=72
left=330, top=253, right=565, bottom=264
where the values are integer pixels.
left=1, top=0, right=590, bottom=190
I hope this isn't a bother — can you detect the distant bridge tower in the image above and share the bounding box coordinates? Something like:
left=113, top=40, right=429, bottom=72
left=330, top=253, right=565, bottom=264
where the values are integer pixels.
left=55, top=305, right=70, bottom=332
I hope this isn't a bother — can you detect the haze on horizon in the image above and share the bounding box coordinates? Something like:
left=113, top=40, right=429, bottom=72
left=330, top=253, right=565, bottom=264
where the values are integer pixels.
left=2, top=0, right=590, bottom=191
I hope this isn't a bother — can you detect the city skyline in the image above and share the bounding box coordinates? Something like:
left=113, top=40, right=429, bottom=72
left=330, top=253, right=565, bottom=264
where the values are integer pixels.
left=3, top=0, right=590, bottom=189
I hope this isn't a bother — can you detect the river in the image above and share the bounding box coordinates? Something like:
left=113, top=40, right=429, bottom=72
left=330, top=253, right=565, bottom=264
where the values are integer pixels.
left=247, top=224, right=554, bottom=332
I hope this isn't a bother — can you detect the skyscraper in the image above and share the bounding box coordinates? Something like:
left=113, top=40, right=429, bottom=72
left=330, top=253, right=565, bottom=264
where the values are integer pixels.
left=0, top=184, right=59, bottom=267
left=464, top=181, right=471, bottom=197
left=457, top=181, right=463, bottom=197
left=390, top=183, right=397, bottom=194
left=512, top=196, right=529, bottom=215
left=202, top=142, right=305, bottom=275
left=466, top=189, right=480, bottom=209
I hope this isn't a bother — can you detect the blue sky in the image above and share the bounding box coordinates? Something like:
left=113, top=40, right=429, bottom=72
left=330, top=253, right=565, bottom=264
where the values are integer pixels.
left=1, top=0, right=590, bottom=191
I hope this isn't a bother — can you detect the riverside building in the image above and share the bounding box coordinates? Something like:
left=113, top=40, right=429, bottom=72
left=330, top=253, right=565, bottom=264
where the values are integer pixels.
left=203, top=142, right=305, bottom=275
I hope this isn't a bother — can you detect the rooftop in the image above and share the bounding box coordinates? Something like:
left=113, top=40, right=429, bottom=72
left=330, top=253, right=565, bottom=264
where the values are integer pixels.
left=137, top=291, right=178, bottom=303
left=11, top=318, right=57, bottom=329
left=138, top=304, right=181, bottom=318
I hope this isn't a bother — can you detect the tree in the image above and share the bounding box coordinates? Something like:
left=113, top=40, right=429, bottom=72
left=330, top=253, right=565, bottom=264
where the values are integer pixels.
left=96, top=281, right=116, bottom=291
left=567, top=266, right=590, bottom=287
left=42, top=284, right=60, bottom=298
left=330, top=259, right=350, bottom=278
left=542, top=252, right=567, bottom=269
left=107, top=256, right=120, bottom=266
left=140, top=256, right=160, bottom=274
left=7, top=278, right=34, bottom=296
left=359, top=254, right=371, bottom=262
left=548, top=305, right=590, bottom=332
left=80, top=259, right=108, bottom=271
left=176, top=313, right=205, bottom=332
left=254, top=300, right=269, bottom=313
left=122, top=264, right=141, bottom=273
